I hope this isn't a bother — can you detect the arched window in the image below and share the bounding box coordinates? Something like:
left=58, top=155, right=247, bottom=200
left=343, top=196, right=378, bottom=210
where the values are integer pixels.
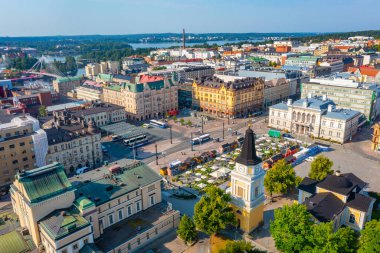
left=312, top=115, right=316, bottom=124
left=307, top=114, right=311, bottom=123
left=297, top=112, right=301, bottom=121
left=302, top=113, right=306, bottom=122
left=292, top=111, right=296, bottom=120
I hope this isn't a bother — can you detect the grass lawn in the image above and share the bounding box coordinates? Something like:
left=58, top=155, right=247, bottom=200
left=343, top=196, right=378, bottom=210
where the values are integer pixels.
left=211, top=234, right=229, bottom=253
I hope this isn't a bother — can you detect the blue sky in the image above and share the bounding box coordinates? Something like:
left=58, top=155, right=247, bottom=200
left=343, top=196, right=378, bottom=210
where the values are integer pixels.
left=1, top=0, right=380, bottom=36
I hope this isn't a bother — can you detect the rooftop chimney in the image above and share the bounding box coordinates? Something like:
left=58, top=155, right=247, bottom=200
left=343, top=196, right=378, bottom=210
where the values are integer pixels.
left=287, top=99, right=293, bottom=106
left=322, top=94, right=327, bottom=101
left=328, top=104, right=334, bottom=112
left=308, top=93, right=312, bottom=99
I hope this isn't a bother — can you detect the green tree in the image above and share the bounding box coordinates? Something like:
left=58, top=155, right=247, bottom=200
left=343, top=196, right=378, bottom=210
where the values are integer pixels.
left=264, top=159, right=297, bottom=199
left=304, top=222, right=357, bottom=253
left=177, top=214, right=197, bottom=243
left=193, top=186, right=235, bottom=235
left=309, top=155, right=334, bottom=180
left=219, top=240, right=265, bottom=253
left=38, top=105, right=47, bottom=117
left=358, top=220, right=380, bottom=253
left=270, top=204, right=314, bottom=253
left=180, top=118, right=185, bottom=125
left=186, top=120, right=192, bottom=126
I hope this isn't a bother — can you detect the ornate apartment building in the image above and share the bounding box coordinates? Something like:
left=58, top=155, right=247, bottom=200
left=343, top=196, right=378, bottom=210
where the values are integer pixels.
left=43, top=110, right=103, bottom=173
left=268, top=96, right=362, bottom=144
left=192, top=76, right=264, bottom=117
left=10, top=162, right=180, bottom=253
left=263, top=78, right=290, bottom=110
left=103, top=76, right=178, bottom=121
left=71, top=103, right=126, bottom=127
left=0, top=114, right=47, bottom=188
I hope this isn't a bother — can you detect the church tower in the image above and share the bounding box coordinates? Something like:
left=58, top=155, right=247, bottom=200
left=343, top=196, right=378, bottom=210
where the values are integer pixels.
left=230, top=126, right=265, bottom=233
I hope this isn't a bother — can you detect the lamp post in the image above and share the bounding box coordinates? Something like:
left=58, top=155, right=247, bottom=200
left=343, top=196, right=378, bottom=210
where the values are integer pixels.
left=170, top=126, right=173, bottom=144
left=191, top=132, right=194, bottom=151
left=155, top=143, right=158, bottom=165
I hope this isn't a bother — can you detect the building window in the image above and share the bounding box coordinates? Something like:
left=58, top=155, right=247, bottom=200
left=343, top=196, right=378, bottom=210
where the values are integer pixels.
left=128, top=244, right=131, bottom=250
left=20, top=142, right=25, bottom=146
left=99, top=218, right=103, bottom=228
left=136, top=201, right=141, bottom=212
left=84, top=238, right=88, bottom=244
left=73, top=244, right=78, bottom=250
left=255, top=186, right=259, bottom=197
left=12, top=160, right=18, bottom=164
left=338, top=123, right=342, bottom=129
left=9, top=144, right=15, bottom=149
left=322, top=121, right=326, bottom=126
left=349, top=214, right=355, bottom=224
left=118, top=209, right=123, bottom=220
left=330, top=122, right=334, bottom=127
left=155, top=228, right=158, bottom=235
left=150, top=195, right=155, bottom=206
left=0, top=147, right=4, bottom=151
left=127, top=205, right=132, bottom=216
left=329, top=131, right=332, bottom=136
left=62, top=249, right=67, bottom=253
left=137, top=238, right=141, bottom=245
left=108, top=214, right=113, bottom=225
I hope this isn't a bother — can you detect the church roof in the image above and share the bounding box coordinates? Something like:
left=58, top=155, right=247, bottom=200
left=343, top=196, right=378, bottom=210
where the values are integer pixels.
left=235, top=126, right=262, bottom=166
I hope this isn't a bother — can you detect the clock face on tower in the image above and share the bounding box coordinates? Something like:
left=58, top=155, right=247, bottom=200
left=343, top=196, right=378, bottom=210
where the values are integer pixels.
left=237, top=165, right=246, bottom=174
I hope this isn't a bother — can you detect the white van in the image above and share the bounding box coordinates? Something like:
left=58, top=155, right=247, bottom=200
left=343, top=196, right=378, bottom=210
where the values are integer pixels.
left=75, top=167, right=89, bottom=175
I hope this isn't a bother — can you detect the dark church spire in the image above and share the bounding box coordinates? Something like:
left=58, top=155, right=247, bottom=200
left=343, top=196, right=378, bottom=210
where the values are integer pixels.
left=235, top=125, right=262, bottom=166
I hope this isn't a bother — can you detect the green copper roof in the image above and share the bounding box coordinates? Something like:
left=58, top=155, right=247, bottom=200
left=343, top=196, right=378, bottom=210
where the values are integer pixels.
left=123, top=80, right=165, bottom=93
left=104, top=84, right=122, bottom=91
left=56, top=76, right=82, bottom=83
left=74, top=196, right=95, bottom=211
left=98, top=73, right=113, bottom=82
left=39, top=208, right=90, bottom=240
left=0, top=231, right=30, bottom=253
left=75, top=162, right=161, bottom=206
left=18, top=162, right=74, bottom=204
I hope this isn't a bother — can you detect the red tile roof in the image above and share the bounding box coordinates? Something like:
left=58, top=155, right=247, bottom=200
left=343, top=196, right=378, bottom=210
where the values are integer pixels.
left=139, top=74, right=164, bottom=83
left=359, top=66, right=380, bottom=77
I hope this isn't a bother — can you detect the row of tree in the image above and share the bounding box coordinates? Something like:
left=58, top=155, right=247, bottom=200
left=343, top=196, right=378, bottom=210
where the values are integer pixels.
left=271, top=203, right=380, bottom=253
left=50, top=56, right=77, bottom=75
left=8, top=56, right=38, bottom=70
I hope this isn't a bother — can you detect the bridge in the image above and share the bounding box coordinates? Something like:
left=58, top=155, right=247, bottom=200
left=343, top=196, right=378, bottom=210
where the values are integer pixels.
left=25, top=56, right=73, bottom=79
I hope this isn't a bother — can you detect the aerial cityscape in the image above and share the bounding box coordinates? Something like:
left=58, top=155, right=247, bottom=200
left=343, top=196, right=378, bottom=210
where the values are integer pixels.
left=1, top=1, right=380, bottom=253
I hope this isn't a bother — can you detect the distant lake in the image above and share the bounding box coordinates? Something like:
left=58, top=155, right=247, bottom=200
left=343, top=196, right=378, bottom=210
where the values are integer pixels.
left=129, top=39, right=264, bottom=49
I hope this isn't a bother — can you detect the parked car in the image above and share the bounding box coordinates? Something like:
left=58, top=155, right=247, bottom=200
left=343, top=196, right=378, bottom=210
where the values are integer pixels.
left=142, top=123, right=151, bottom=128
left=305, top=156, right=315, bottom=162
left=282, top=133, right=293, bottom=139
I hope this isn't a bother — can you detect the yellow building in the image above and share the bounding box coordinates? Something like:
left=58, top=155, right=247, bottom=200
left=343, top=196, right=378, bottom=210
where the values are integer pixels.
left=371, top=122, right=380, bottom=151
left=230, top=126, right=265, bottom=233
left=192, top=76, right=264, bottom=118
left=298, top=171, right=375, bottom=231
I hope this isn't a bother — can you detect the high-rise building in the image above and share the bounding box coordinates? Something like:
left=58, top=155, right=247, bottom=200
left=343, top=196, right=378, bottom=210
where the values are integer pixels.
left=230, top=126, right=265, bottom=233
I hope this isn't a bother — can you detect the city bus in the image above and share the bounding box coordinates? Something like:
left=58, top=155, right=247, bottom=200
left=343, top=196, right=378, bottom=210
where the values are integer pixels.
left=123, top=135, right=148, bottom=147
left=192, top=134, right=211, bottom=144
left=149, top=120, right=168, bottom=128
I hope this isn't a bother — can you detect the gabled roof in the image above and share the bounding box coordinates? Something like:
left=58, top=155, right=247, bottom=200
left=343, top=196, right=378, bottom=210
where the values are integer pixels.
left=298, top=177, right=318, bottom=194
left=304, top=192, right=345, bottom=222
left=39, top=208, right=90, bottom=240
left=346, top=193, right=375, bottom=212
left=317, top=174, right=364, bottom=196
left=139, top=74, right=164, bottom=83
left=292, top=97, right=335, bottom=110
left=17, top=163, right=74, bottom=203
left=359, top=66, right=380, bottom=77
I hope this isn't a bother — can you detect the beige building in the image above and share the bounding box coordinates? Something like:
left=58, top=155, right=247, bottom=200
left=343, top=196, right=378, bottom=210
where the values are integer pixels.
left=43, top=110, right=103, bottom=173
left=86, top=61, right=119, bottom=77
left=0, top=114, right=48, bottom=188
left=75, top=85, right=103, bottom=102
left=85, top=63, right=101, bottom=77
left=71, top=103, right=126, bottom=127
left=53, top=77, right=82, bottom=97
left=268, top=96, right=361, bottom=143
left=264, top=78, right=290, bottom=110
left=10, top=161, right=180, bottom=253
left=103, top=77, right=178, bottom=121
left=192, top=76, right=264, bottom=118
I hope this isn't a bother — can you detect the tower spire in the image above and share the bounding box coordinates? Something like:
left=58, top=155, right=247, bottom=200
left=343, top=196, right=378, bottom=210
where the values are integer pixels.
left=235, top=126, right=262, bottom=166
